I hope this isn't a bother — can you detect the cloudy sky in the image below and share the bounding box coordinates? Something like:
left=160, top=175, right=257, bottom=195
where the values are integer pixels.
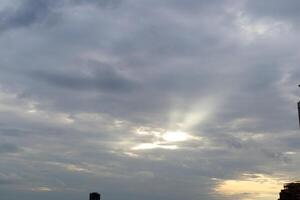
left=0, top=0, right=300, bottom=200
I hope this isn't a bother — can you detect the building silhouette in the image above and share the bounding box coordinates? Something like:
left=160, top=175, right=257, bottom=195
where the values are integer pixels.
left=278, top=86, right=300, bottom=200
left=298, top=101, right=300, bottom=127
left=279, top=182, right=300, bottom=200
left=90, top=192, right=100, bottom=200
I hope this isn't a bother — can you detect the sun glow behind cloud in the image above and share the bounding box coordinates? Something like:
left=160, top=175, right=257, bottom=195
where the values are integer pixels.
left=162, top=131, right=189, bottom=142
left=131, top=100, right=212, bottom=151
left=215, top=174, right=286, bottom=200
left=132, top=128, right=200, bottom=150
left=132, top=143, right=178, bottom=150
left=167, top=98, right=217, bottom=131
left=234, top=12, right=291, bottom=43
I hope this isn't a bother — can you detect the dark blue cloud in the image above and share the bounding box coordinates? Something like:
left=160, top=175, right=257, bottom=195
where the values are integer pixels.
left=0, top=0, right=60, bottom=32
left=30, top=64, right=136, bottom=92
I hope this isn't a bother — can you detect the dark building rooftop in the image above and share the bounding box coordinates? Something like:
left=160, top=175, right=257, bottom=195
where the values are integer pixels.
left=279, top=182, right=300, bottom=200
left=90, top=192, right=100, bottom=200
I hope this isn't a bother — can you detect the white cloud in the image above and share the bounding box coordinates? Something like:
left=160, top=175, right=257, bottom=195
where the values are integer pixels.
left=132, top=143, right=178, bottom=150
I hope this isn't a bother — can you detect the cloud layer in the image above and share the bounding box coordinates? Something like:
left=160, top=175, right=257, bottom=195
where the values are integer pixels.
left=0, top=1, right=300, bottom=200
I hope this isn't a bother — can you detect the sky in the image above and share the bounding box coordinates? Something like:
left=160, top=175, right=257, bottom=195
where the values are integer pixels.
left=0, top=0, right=300, bottom=200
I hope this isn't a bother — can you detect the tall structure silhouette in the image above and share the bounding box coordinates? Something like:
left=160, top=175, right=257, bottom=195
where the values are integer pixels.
left=278, top=87, right=300, bottom=199
left=90, top=192, right=100, bottom=200
left=279, top=182, right=300, bottom=200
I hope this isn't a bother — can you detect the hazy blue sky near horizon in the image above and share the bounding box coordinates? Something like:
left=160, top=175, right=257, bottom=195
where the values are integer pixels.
left=0, top=0, right=300, bottom=200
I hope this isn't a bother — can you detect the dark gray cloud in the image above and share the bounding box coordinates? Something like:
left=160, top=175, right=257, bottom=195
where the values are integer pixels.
left=244, top=0, right=300, bottom=22
left=30, top=63, right=136, bottom=92
left=0, top=143, right=22, bottom=154
left=74, top=0, right=122, bottom=8
left=0, top=0, right=60, bottom=32
left=0, top=173, right=22, bottom=185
